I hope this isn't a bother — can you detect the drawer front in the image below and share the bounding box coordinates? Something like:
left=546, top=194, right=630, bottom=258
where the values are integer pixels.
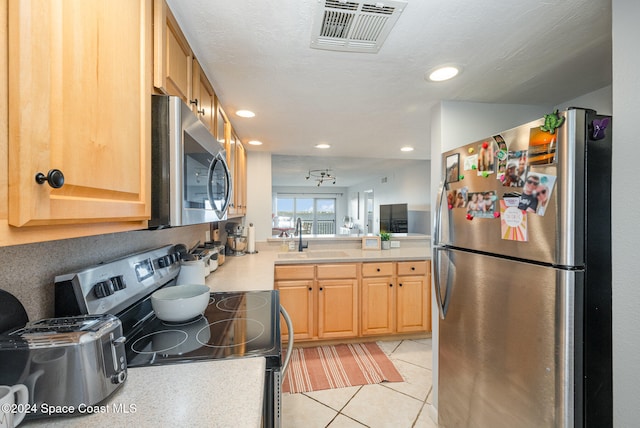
left=316, top=263, right=358, bottom=279
left=274, top=264, right=315, bottom=280
left=397, top=260, right=428, bottom=276
left=362, top=262, right=394, bottom=277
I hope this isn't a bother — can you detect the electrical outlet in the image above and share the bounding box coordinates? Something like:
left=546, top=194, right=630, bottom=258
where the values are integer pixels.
left=390, top=241, right=400, bottom=248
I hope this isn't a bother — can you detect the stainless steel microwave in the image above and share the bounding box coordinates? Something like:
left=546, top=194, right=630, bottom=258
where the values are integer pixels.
left=150, top=95, right=231, bottom=228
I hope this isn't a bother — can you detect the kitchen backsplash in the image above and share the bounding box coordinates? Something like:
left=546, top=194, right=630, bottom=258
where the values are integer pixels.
left=0, top=224, right=209, bottom=322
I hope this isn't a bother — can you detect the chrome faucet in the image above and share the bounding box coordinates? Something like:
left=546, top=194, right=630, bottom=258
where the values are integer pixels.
left=295, top=218, right=308, bottom=252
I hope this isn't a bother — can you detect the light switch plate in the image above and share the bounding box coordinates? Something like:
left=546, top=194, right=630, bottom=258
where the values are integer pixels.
left=390, top=241, right=400, bottom=248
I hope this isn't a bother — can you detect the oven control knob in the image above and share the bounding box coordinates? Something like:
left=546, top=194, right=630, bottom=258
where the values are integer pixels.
left=110, top=275, right=126, bottom=290
left=93, top=280, right=115, bottom=298
left=157, top=257, right=167, bottom=268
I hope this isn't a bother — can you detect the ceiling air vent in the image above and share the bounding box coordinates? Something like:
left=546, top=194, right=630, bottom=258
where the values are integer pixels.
left=310, top=0, right=407, bottom=53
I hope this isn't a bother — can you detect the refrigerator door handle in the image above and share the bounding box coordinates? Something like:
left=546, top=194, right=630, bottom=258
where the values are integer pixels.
left=434, top=179, right=449, bottom=246
left=433, top=247, right=448, bottom=319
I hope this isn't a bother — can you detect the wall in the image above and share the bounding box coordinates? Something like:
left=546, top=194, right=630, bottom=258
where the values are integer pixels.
left=611, top=0, right=640, bottom=424
left=245, top=151, right=273, bottom=242
left=0, top=224, right=208, bottom=321
left=347, top=160, right=431, bottom=234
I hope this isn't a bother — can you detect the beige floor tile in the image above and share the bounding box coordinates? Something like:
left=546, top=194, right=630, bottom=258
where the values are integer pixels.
left=341, top=383, right=423, bottom=428
left=414, top=403, right=440, bottom=428
left=282, top=392, right=338, bottom=428
left=390, top=339, right=432, bottom=369
left=303, top=385, right=361, bottom=412
left=382, top=357, right=432, bottom=401
left=327, top=414, right=368, bottom=427
left=376, top=339, right=402, bottom=356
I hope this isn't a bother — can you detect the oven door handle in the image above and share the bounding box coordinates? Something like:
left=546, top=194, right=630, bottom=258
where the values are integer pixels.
left=279, top=305, right=294, bottom=382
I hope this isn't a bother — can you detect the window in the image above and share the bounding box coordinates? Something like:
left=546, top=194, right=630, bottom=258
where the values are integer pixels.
left=274, top=196, right=336, bottom=235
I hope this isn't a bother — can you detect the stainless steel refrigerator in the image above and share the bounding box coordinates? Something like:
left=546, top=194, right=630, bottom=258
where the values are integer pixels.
left=434, top=108, right=612, bottom=427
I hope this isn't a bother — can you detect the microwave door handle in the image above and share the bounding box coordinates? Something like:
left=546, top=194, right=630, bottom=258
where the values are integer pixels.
left=207, top=154, right=232, bottom=217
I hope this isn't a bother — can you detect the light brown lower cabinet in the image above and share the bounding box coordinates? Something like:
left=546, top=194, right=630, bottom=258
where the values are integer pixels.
left=276, top=260, right=430, bottom=343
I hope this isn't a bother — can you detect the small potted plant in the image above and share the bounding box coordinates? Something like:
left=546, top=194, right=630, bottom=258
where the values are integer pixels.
left=380, top=231, right=391, bottom=250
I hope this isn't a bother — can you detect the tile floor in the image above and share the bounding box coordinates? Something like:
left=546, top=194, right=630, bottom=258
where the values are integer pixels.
left=282, top=338, right=438, bottom=428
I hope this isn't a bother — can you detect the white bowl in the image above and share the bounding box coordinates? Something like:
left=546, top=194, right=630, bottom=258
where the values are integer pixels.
left=150, top=284, right=210, bottom=322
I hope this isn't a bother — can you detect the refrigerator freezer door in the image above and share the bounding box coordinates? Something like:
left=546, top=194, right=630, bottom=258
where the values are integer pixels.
left=436, top=109, right=610, bottom=267
left=437, top=249, right=580, bottom=428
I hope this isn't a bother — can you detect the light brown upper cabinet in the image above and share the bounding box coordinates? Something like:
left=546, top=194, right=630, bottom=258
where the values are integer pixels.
left=234, top=138, right=247, bottom=216
left=192, top=58, right=215, bottom=132
left=6, top=0, right=151, bottom=235
left=153, top=0, right=191, bottom=102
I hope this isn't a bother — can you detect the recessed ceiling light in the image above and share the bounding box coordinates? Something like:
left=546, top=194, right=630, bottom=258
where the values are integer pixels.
left=401, top=146, right=414, bottom=152
left=248, top=140, right=263, bottom=146
left=236, top=110, right=255, bottom=118
left=315, top=143, right=331, bottom=149
left=427, top=66, right=460, bottom=82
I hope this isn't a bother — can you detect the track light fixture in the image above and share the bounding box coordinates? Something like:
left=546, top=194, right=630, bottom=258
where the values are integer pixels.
left=305, top=169, right=336, bottom=186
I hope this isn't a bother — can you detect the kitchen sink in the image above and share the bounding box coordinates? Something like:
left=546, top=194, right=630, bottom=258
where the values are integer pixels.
left=277, top=250, right=350, bottom=259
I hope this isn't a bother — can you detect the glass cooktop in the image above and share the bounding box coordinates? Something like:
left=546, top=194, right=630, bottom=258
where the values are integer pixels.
left=124, top=291, right=281, bottom=368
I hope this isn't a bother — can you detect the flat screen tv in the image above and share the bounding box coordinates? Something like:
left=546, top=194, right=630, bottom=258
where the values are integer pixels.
left=379, top=203, right=408, bottom=233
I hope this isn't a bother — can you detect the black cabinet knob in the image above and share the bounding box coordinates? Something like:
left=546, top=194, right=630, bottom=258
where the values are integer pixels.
left=389, top=283, right=393, bottom=287
left=35, top=169, right=64, bottom=188
left=399, top=283, right=403, bottom=287
left=377, top=268, right=380, bottom=272
left=308, top=287, right=312, bottom=291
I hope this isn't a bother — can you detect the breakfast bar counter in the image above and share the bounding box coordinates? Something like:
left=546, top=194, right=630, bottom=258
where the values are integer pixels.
left=206, top=234, right=431, bottom=292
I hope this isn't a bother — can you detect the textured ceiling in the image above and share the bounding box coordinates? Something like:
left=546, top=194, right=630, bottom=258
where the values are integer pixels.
left=166, top=0, right=611, bottom=186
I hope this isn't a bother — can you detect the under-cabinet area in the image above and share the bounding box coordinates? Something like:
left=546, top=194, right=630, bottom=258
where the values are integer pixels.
left=274, top=260, right=431, bottom=343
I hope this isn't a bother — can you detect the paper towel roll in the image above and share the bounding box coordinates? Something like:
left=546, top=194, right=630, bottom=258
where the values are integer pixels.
left=176, top=260, right=206, bottom=285
left=247, top=223, right=256, bottom=253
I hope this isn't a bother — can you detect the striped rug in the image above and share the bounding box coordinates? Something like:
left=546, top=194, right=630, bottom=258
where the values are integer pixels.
left=282, top=342, right=404, bottom=394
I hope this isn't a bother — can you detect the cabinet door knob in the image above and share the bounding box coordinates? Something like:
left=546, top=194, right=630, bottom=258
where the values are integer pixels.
left=411, top=267, right=415, bottom=271
left=35, top=169, right=65, bottom=189
left=308, top=287, right=312, bottom=291
left=399, top=283, right=403, bottom=287
left=389, top=283, right=393, bottom=287
left=377, top=268, right=380, bottom=272
left=319, top=287, right=323, bottom=291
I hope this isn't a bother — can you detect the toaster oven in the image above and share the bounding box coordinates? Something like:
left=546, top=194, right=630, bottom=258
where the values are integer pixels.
left=0, top=314, right=126, bottom=419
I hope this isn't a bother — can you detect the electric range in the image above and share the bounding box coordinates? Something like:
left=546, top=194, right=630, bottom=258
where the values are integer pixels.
left=54, top=245, right=283, bottom=427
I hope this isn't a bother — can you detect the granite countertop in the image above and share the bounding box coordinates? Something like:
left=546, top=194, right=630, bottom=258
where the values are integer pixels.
left=20, top=358, right=266, bottom=428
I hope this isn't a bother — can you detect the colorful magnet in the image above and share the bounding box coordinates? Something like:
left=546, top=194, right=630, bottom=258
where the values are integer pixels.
left=459, top=174, right=464, bottom=180
left=448, top=204, right=453, bottom=210
left=468, top=147, right=475, bottom=154
left=482, top=141, right=489, bottom=149
left=540, top=109, right=565, bottom=134
left=482, top=171, right=489, bottom=178
left=590, top=117, right=610, bottom=140
left=493, top=212, right=500, bottom=218
left=466, top=213, right=474, bottom=220
left=496, top=149, right=508, bottom=160
left=500, top=196, right=527, bottom=241
left=471, top=165, right=477, bottom=170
